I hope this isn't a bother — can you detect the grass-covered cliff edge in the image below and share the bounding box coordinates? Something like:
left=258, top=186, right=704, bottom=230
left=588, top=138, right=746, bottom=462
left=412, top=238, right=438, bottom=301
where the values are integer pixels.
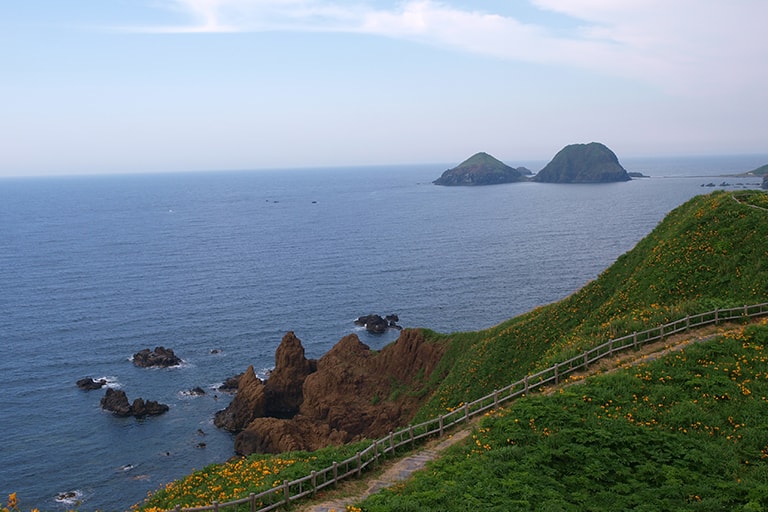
left=416, top=190, right=768, bottom=421
left=136, top=189, right=768, bottom=511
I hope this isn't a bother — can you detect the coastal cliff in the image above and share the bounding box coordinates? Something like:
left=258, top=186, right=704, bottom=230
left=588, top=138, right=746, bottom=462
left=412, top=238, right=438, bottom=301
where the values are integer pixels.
left=216, top=329, right=445, bottom=454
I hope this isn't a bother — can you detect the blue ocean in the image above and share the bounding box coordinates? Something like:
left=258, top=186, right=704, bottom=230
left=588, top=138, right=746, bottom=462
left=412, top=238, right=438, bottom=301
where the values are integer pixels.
left=1, top=155, right=765, bottom=511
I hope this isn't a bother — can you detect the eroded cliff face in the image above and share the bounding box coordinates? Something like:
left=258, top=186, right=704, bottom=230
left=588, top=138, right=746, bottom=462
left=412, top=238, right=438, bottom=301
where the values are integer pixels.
left=213, top=365, right=265, bottom=431
left=216, top=329, right=445, bottom=455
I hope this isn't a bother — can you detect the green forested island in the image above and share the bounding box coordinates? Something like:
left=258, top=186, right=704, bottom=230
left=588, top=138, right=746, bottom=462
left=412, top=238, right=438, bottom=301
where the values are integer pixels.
left=136, top=189, right=768, bottom=511
left=433, top=152, right=526, bottom=186
left=434, top=142, right=632, bottom=186
left=534, top=142, right=631, bottom=183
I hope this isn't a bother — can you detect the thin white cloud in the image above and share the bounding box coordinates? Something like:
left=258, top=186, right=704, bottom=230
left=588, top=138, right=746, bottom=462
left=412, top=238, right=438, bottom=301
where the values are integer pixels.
left=132, top=0, right=768, bottom=96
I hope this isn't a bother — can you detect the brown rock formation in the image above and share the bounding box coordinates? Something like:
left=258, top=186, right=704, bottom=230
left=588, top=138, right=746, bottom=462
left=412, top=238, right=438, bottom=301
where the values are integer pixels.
left=263, top=332, right=317, bottom=418
left=100, top=388, right=169, bottom=418
left=223, top=328, right=445, bottom=455
left=213, top=366, right=266, bottom=431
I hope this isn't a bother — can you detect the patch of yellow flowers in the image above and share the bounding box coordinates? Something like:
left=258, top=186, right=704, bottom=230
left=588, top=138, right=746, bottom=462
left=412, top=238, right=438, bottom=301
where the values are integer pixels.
left=2, top=493, right=40, bottom=512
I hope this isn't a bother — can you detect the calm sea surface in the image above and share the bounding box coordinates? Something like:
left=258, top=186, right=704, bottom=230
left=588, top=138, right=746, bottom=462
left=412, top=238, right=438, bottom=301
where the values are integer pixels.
left=0, top=155, right=765, bottom=510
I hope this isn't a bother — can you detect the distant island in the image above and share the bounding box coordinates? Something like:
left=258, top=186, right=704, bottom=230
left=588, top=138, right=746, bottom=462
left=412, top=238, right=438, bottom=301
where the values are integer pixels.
left=433, top=143, right=633, bottom=186
left=433, top=152, right=526, bottom=186
left=534, top=142, right=631, bottom=183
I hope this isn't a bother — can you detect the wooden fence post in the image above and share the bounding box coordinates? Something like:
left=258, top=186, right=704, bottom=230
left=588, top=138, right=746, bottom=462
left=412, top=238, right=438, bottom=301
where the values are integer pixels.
left=686, top=315, right=690, bottom=331
left=356, top=452, right=362, bottom=477
left=715, top=308, right=719, bottom=324
left=249, top=492, right=256, bottom=512
left=609, top=338, right=613, bottom=356
left=283, top=480, right=290, bottom=505
left=583, top=352, right=588, bottom=371
left=660, top=324, right=664, bottom=341
left=633, top=331, right=638, bottom=350
left=524, top=375, right=529, bottom=394
left=333, top=461, right=338, bottom=484
left=554, top=365, right=559, bottom=385
left=409, top=425, right=415, bottom=449
left=213, top=501, right=219, bottom=512
left=494, top=389, right=499, bottom=408
left=464, top=402, right=469, bottom=422
left=389, top=431, right=395, bottom=454
left=439, top=415, right=444, bottom=437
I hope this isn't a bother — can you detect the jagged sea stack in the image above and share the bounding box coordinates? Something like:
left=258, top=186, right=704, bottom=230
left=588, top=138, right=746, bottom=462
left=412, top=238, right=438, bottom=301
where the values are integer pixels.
left=534, top=142, right=631, bottom=183
left=433, top=152, right=525, bottom=186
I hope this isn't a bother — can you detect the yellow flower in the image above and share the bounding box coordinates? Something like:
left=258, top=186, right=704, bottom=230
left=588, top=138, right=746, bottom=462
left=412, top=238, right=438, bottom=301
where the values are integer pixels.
left=7, top=493, right=18, bottom=509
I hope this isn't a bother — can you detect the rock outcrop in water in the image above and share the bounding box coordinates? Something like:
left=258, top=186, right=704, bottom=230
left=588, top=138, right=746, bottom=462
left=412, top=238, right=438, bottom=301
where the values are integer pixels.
left=215, top=329, right=445, bottom=454
left=76, top=377, right=107, bottom=390
left=354, top=313, right=402, bottom=333
left=132, top=346, right=182, bottom=368
left=100, top=388, right=169, bottom=418
left=534, top=142, right=631, bottom=183
left=433, top=152, right=526, bottom=186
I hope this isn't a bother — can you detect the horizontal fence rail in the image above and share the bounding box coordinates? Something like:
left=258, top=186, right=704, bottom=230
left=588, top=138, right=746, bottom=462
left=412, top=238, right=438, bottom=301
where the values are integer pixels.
left=167, top=302, right=768, bottom=512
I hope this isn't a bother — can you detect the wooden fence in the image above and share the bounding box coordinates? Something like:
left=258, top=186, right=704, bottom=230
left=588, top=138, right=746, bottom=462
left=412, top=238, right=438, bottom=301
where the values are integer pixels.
left=169, top=302, right=768, bottom=512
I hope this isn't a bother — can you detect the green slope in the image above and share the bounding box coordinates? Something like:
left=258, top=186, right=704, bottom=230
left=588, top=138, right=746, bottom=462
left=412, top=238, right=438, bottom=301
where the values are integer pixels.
left=417, top=190, right=768, bottom=419
left=362, top=323, right=768, bottom=511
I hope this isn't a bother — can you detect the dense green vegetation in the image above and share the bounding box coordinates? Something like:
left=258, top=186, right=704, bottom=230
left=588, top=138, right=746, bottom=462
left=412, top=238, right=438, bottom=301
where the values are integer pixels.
left=417, top=190, right=768, bottom=420
left=360, top=322, right=768, bottom=511
left=134, top=441, right=371, bottom=511
left=433, top=152, right=524, bottom=186
left=533, top=142, right=630, bottom=183
left=135, top=189, right=768, bottom=510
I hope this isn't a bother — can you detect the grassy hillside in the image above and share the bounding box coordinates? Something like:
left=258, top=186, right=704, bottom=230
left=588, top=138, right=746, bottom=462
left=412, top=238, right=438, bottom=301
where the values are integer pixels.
left=361, top=321, right=768, bottom=511
left=135, top=189, right=768, bottom=510
left=748, top=163, right=768, bottom=177
left=417, top=190, right=768, bottom=419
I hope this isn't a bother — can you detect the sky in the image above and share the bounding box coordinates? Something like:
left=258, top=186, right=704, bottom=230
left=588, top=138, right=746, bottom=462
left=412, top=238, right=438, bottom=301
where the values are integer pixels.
left=1, top=1, right=767, bottom=176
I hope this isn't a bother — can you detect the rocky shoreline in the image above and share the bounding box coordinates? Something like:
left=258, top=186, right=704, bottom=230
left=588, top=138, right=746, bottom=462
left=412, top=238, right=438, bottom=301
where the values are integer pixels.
left=213, top=329, right=444, bottom=455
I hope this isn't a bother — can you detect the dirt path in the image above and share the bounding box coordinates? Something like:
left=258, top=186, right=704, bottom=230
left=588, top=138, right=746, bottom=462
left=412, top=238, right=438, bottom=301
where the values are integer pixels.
left=294, top=322, right=746, bottom=512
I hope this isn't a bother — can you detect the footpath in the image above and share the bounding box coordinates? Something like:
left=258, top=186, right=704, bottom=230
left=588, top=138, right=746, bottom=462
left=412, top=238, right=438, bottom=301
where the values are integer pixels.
left=294, top=323, right=742, bottom=512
